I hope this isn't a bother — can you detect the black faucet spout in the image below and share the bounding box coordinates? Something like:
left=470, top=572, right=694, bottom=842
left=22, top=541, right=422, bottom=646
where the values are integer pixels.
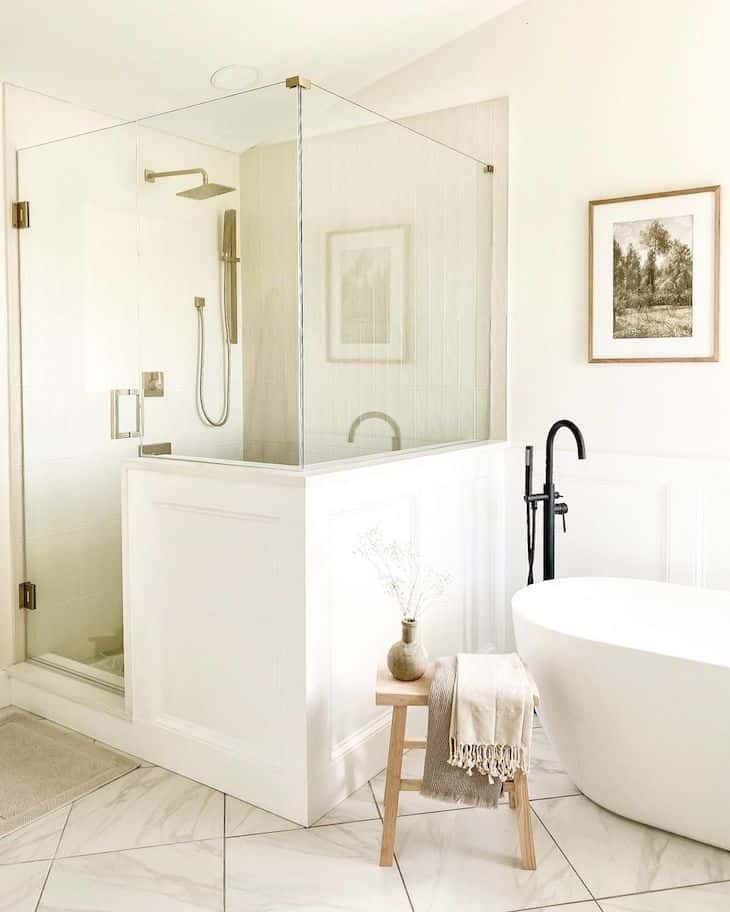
left=545, top=418, right=586, bottom=485
left=538, top=419, right=586, bottom=582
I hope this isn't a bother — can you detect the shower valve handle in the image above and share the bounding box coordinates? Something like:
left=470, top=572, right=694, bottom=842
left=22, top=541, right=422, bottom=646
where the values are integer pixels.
left=554, top=501, right=568, bottom=532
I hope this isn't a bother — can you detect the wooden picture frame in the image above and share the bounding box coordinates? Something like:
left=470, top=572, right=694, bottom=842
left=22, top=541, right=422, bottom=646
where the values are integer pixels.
left=588, top=186, right=720, bottom=363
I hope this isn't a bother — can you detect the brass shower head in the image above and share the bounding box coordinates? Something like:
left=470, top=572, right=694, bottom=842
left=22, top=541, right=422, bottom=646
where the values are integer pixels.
left=143, top=167, right=235, bottom=199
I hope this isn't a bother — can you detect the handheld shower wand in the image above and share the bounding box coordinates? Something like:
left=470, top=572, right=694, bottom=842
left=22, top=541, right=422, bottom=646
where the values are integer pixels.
left=524, top=446, right=538, bottom=585
left=194, top=210, right=239, bottom=428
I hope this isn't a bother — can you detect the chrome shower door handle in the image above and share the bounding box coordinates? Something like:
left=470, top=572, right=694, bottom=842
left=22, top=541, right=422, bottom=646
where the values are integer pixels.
left=110, top=388, right=142, bottom=439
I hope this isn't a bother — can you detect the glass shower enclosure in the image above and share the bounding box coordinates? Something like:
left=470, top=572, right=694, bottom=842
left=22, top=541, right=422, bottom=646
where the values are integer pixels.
left=16, top=78, right=496, bottom=691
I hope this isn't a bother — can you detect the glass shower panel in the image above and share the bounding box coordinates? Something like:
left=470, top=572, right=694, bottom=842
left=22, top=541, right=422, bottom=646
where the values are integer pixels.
left=137, top=83, right=301, bottom=466
left=300, top=86, right=493, bottom=464
left=18, top=123, right=139, bottom=688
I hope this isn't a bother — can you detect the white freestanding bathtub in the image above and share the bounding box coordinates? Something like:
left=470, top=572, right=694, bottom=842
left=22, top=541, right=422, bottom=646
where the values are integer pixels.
left=513, top=577, right=730, bottom=851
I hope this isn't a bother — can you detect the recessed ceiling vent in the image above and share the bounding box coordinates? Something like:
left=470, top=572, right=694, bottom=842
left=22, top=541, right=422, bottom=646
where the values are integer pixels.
left=209, top=65, right=259, bottom=92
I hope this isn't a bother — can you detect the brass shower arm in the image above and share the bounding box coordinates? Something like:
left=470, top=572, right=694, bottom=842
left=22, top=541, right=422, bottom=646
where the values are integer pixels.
left=144, top=168, right=209, bottom=184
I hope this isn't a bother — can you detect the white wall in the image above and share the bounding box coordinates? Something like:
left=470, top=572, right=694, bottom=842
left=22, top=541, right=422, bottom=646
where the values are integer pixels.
left=359, top=0, right=730, bottom=627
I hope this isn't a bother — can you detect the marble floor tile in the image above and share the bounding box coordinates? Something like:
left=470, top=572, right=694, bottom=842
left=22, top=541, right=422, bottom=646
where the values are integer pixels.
left=313, top=783, right=381, bottom=826
left=226, top=819, right=411, bottom=911
left=371, top=749, right=477, bottom=816
left=395, top=804, right=592, bottom=912
left=528, top=728, right=580, bottom=800
left=513, top=906, right=599, bottom=912
left=39, top=838, right=223, bottom=911
left=600, top=881, right=730, bottom=911
left=534, top=795, right=730, bottom=898
left=57, top=767, right=223, bottom=858
left=225, top=795, right=300, bottom=837
left=0, top=806, right=69, bottom=864
left=0, top=860, right=50, bottom=911
left=92, top=742, right=153, bottom=768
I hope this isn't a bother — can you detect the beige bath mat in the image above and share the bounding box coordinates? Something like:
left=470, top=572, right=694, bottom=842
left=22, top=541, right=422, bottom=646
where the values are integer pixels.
left=0, top=710, right=138, bottom=836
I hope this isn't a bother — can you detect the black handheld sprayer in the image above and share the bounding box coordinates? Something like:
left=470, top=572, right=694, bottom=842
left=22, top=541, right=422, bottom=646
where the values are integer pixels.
left=524, top=420, right=586, bottom=585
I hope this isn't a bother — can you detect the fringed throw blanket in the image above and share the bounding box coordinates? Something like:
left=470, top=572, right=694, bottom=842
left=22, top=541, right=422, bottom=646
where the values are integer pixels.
left=420, top=657, right=502, bottom=808
left=420, top=653, right=539, bottom=809
left=449, top=652, right=538, bottom=783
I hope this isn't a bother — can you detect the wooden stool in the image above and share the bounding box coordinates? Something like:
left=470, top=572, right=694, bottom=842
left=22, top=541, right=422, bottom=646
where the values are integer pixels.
left=375, top=663, right=537, bottom=870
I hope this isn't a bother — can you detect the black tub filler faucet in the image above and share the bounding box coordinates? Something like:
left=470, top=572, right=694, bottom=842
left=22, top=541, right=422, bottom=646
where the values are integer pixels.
left=524, top=419, right=586, bottom=584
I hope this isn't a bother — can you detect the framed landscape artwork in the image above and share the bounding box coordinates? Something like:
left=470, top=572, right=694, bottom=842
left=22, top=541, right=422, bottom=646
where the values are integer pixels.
left=589, top=186, right=720, bottom=362
left=327, top=225, right=408, bottom=362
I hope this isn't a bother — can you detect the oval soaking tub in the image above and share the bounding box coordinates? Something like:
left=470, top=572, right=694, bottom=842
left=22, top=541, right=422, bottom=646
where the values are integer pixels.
left=512, top=577, right=730, bottom=850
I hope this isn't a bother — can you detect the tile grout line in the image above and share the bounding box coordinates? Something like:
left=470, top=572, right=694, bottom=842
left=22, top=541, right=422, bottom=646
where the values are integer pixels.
left=368, top=779, right=415, bottom=912
left=33, top=802, right=73, bottom=912
left=41, top=835, right=225, bottom=863
left=529, top=792, right=582, bottom=803
left=368, top=780, right=384, bottom=824
left=393, top=850, right=416, bottom=912
left=595, top=876, right=730, bottom=903
left=222, top=794, right=227, bottom=912
left=530, top=794, right=730, bottom=906
left=530, top=801, right=600, bottom=906
left=506, top=899, right=600, bottom=912
left=33, top=858, right=53, bottom=911
left=313, top=816, right=381, bottom=829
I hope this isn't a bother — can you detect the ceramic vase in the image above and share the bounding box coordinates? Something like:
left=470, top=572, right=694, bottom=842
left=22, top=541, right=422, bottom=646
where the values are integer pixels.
left=387, top=619, right=428, bottom=681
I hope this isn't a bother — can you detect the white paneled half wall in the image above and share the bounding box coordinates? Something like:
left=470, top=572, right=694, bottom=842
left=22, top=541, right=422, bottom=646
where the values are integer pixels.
left=123, top=442, right=507, bottom=824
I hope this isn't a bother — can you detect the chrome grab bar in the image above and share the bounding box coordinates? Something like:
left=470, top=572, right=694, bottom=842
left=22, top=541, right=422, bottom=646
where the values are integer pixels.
left=110, top=388, right=142, bottom=439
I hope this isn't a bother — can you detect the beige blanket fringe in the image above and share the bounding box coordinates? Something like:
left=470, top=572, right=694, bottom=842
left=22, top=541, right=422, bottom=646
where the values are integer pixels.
left=447, top=652, right=538, bottom=784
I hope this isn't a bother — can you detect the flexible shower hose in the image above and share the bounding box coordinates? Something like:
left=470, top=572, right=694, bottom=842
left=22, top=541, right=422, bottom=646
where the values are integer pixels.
left=195, top=264, right=231, bottom=427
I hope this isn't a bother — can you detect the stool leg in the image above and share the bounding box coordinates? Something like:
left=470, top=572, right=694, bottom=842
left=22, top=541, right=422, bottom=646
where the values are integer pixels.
left=514, top=769, right=536, bottom=870
left=379, top=705, right=407, bottom=866
left=508, top=788, right=517, bottom=810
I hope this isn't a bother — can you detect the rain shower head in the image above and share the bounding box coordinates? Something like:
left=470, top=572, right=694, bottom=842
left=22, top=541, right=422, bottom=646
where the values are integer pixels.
left=144, top=168, right=235, bottom=199
left=177, top=180, right=235, bottom=200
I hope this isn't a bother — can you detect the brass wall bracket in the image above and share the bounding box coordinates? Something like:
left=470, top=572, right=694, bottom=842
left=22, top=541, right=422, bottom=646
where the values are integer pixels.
left=483, top=164, right=495, bottom=174
left=285, top=75, right=311, bottom=90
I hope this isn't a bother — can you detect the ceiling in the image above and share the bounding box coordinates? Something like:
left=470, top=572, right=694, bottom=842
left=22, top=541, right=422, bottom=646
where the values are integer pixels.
left=0, top=0, right=521, bottom=121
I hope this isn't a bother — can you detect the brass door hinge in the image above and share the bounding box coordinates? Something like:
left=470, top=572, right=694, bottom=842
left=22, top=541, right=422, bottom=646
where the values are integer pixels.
left=12, top=201, right=30, bottom=229
left=18, top=581, right=36, bottom=611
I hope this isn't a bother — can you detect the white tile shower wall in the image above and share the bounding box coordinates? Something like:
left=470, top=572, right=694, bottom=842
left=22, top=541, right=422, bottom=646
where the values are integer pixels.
left=138, top=127, right=243, bottom=461
left=239, top=141, right=299, bottom=465
left=238, top=98, right=506, bottom=466
left=301, top=101, right=496, bottom=464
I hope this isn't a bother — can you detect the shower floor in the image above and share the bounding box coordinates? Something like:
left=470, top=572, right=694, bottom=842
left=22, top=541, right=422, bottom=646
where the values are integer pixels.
left=85, top=652, right=125, bottom=677
left=31, top=651, right=125, bottom=692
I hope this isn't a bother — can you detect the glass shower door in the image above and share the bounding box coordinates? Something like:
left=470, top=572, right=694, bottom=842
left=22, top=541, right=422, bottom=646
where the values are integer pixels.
left=17, top=123, right=140, bottom=691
